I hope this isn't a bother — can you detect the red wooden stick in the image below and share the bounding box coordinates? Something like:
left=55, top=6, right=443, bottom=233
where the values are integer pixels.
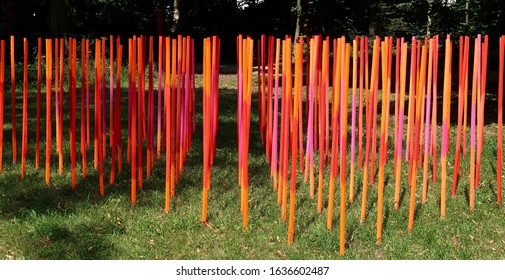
left=70, top=39, right=77, bottom=189
left=96, top=39, right=105, bottom=196
left=137, top=38, right=144, bottom=189
left=0, top=40, right=4, bottom=173
left=45, top=39, right=52, bottom=185
left=21, top=38, right=28, bottom=178
left=115, top=39, right=123, bottom=173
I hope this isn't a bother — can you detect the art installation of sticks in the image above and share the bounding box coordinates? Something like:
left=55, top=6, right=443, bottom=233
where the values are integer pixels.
left=0, top=33, right=504, bottom=256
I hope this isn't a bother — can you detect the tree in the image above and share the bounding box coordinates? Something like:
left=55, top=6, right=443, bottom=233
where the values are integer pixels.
left=294, top=0, right=302, bottom=40
left=172, top=0, right=180, bottom=33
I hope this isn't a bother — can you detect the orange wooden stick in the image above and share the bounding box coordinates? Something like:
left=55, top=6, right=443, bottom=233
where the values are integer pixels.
left=394, top=42, right=408, bottom=210
left=339, top=42, right=350, bottom=255
left=288, top=38, right=302, bottom=244
left=377, top=39, right=389, bottom=243
left=440, top=36, right=452, bottom=217
left=131, top=37, right=137, bottom=204
left=81, top=38, right=87, bottom=178
left=45, top=39, right=52, bottom=185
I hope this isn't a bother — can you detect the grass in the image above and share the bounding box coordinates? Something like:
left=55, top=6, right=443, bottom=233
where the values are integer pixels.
left=1, top=68, right=505, bottom=260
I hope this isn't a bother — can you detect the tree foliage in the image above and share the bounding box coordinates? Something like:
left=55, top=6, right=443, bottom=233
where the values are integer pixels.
left=0, top=0, right=503, bottom=41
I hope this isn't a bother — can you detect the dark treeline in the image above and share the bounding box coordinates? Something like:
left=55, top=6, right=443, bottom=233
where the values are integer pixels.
left=0, top=0, right=504, bottom=62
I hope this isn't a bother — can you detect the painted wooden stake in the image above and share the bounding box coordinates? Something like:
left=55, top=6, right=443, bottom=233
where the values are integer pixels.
left=498, top=35, right=504, bottom=204
left=45, top=39, right=52, bottom=185
left=10, top=36, right=16, bottom=164
left=422, top=38, right=434, bottom=203
left=165, top=36, right=172, bottom=213
left=36, top=38, right=42, bottom=170
left=0, top=40, right=4, bottom=173
left=131, top=37, right=137, bottom=204
left=349, top=37, right=358, bottom=203
left=431, top=36, right=439, bottom=182
left=288, top=38, right=302, bottom=244
left=475, top=35, right=488, bottom=189
left=81, top=38, right=87, bottom=178
left=271, top=38, right=281, bottom=193
left=21, top=38, right=28, bottom=178
left=358, top=37, right=365, bottom=169
left=440, top=35, right=452, bottom=217
left=394, top=42, right=408, bottom=210
left=377, top=39, right=389, bottom=243
left=339, top=41, right=350, bottom=255
left=360, top=37, right=379, bottom=222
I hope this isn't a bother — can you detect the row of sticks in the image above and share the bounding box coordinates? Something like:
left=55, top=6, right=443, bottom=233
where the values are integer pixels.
left=0, top=34, right=504, bottom=255
left=0, top=35, right=196, bottom=208
left=251, top=34, right=504, bottom=255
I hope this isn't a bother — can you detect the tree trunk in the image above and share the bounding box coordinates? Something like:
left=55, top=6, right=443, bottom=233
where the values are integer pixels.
left=172, top=0, right=180, bottom=33
left=465, top=0, right=469, bottom=25
left=427, top=0, right=432, bottom=36
left=294, top=0, right=302, bottom=41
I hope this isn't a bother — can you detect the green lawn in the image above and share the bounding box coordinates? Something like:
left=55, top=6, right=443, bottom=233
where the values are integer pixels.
left=0, top=71, right=505, bottom=260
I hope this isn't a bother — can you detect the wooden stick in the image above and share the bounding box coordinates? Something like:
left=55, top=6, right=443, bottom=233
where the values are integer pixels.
left=349, top=37, right=358, bottom=203
left=57, top=39, right=63, bottom=174
left=81, top=38, right=87, bottom=178
left=266, top=36, right=274, bottom=163
left=394, top=41, right=408, bottom=210
left=422, top=38, right=434, bottom=203
left=110, top=36, right=114, bottom=150
left=45, top=39, right=52, bottom=185
left=157, top=36, right=164, bottom=159
left=358, top=37, right=365, bottom=169
left=339, top=42, right=350, bottom=255
left=360, top=38, right=379, bottom=222
left=369, top=37, right=381, bottom=185
left=86, top=40, right=90, bottom=148
left=10, top=36, right=16, bottom=164
left=165, top=36, right=172, bottom=212
left=288, top=38, right=302, bottom=244
left=137, top=38, right=144, bottom=189
left=0, top=40, right=4, bottom=173
left=131, top=37, right=137, bottom=204
left=21, top=38, right=28, bottom=178
left=96, top=39, right=105, bottom=196
left=271, top=39, right=281, bottom=193
left=377, top=39, right=389, bottom=243
left=70, top=39, right=77, bottom=188
left=452, top=36, right=468, bottom=196
left=440, top=35, right=452, bottom=217
left=431, top=36, right=439, bottom=182
left=202, top=37, right=211, bottom=223
left=475, top=35, right=488, bottom=188
left=116, top=39, right=123, bottom=173
left=498, top=35, right=504, bottom=204
left=147, top=36, right=154, bottom=177
left=328, top=38, right=341, bottom=228
left=36, top=38, right=42, bottom=170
